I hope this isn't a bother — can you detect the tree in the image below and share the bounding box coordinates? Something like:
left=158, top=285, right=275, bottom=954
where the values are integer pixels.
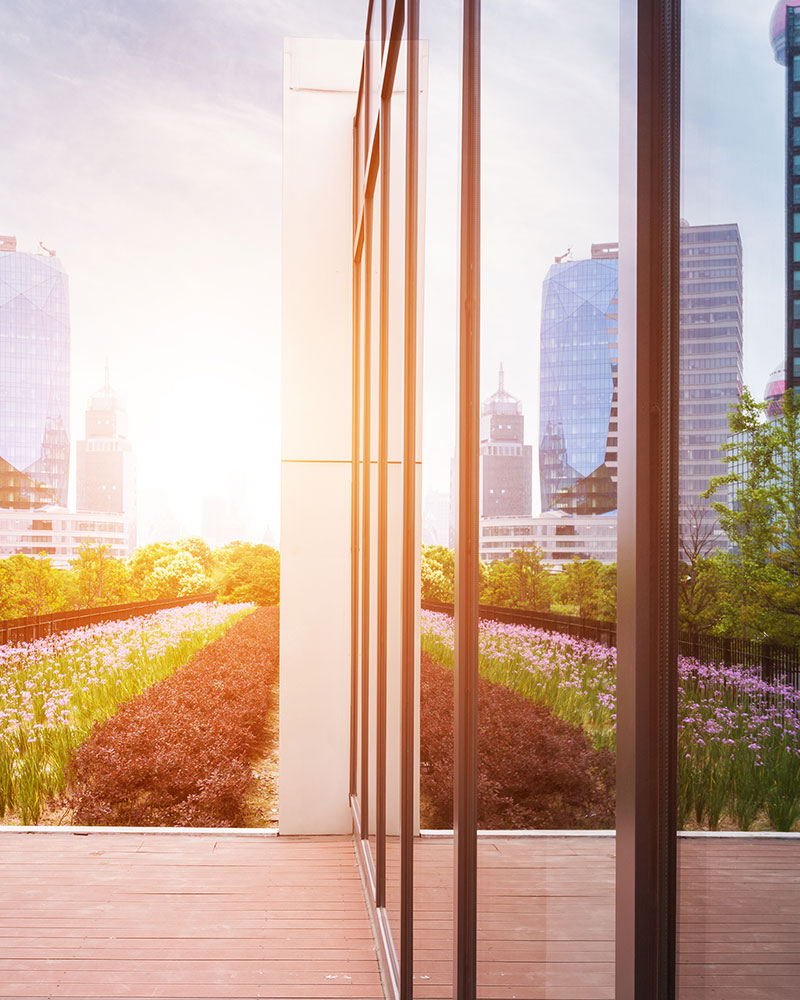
left=420, top=546, right=455, bottom=603
left=0, top=554, right=69, bottom=618
left=128, top=539, right=212, bottom=601
left=678, top=504, right=723, bottom=636
left=215, top=542, right=279, bottom=605
left=704, top=388, right=800, bottom=642
left=69, top=541, right=133, bottom=608
left=481, top=544, right=552, bottom=611
left=556, top=558, right=615, bottom=621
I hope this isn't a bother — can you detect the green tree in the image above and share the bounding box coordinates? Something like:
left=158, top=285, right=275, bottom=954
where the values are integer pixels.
left=420, top=545, right=455, bottom=603
left=69, top=541, right=133, bottom=608
left=128, top=538, right=212, bottom=601
left=557, top=558, right=615, bottom=620
left=481, top=544, right=552, bottom=611
left=0, top=554, right=69, bottom=618
left=704, top=388, right=800, bottom=642
left=215, top=542, right=279, bottom=605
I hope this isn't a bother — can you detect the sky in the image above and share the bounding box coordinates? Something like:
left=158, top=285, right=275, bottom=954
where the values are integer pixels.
left=0, top=0, right=788, bottom=544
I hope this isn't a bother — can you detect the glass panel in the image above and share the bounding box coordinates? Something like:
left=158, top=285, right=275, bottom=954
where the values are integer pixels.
left=474, top=5, right=619, bottom=999
left=678, top=1, right=800, bottom=995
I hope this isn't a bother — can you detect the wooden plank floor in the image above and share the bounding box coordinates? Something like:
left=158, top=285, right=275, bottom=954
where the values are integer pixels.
left=401, top=835, right=800, bottom=1000
left=1, top=833, right=797, bottom=999
left=0, top=833, right=383, bottom=999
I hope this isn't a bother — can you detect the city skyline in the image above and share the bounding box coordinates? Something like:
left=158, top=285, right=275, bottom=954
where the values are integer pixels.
left=0, top=1, right=787, bottom=540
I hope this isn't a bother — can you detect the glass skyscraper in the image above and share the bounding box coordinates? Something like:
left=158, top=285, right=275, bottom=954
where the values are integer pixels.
left=538, top=243, right=619, bottom=515
left=771, top=1, right=800, bottom=392
left=539, top=229, right=742, bottom=540
left=0, top=237, right=70, bottom=510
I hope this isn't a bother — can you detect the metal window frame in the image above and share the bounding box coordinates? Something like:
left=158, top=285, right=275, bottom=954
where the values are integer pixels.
left=350, top=1, right=681, bottom=996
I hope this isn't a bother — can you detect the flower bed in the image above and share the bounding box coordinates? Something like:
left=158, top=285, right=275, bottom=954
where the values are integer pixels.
left=422, top=610, right=800, bottom=831
left=66, top=606, right=279, bottom=827
left=420, top=651, right=615, bottom=829
left=0, top=602, right=252, bottom=824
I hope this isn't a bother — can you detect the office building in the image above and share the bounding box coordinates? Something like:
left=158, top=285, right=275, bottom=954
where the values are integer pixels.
left=771, top=1, right=800, bottom=392
left=0, top=508, right=130, bottom=568
left=538, top=243, right=619, bottom=515
left=76, top=364, right=137, bottom=552
left=479, top=511, right=617, bottom=566
left=480, top=365, right=533, bottom=516
left=678, top=221, right=743, bottom=537
left=538, top=231, right=742, bottom=548
left=0, top=236, right=70, bottom=510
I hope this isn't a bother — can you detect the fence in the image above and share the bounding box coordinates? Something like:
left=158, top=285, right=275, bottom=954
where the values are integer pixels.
left=0, top=592, right=218, bottom=646
left=421, top=599, right=800, bottom=688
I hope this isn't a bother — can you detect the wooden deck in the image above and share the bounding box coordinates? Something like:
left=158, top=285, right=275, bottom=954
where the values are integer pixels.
left=0, top=832, right=383, bottom=999
left=0, top=832, right=797, bottom=999
left=404, top=835, right=800, bottom=999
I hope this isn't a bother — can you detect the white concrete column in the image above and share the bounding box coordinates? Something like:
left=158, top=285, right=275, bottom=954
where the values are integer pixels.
left=280, top=39, right=363, bottom=835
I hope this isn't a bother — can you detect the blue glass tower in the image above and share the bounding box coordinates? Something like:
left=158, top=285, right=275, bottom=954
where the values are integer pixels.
left=772, top=1, right=800, bottom=392
left=0, top=238, right=70, bottom=509
left=538, top=244, right=619, bottom=514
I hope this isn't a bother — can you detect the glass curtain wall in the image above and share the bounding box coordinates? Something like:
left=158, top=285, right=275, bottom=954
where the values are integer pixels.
left=351, top=1, right=686, bottom=998
left=676, top=2, right=800, bottom=995
left=351, top=2, right=422, bottom=997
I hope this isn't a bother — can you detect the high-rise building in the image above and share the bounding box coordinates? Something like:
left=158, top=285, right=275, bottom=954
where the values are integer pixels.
left=678, top=221, right=743, bottom=535
left=0, top=236, right=70, bottom=510
left=538, top=244, right=619, bottom=515
left=765, top=361, right=787, bottom=421
left=76, top=364, right=137, bottom=551
left=480, top=365, right=533, bottom=517
left=771, top=1, right=800, bottom=393
left=538, top=229, right=742, bottom=545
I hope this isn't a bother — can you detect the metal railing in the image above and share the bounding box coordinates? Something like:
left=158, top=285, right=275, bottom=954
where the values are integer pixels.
left=422, top=599, right=800, bottom=687
left=0, top=592, right=218, bottom=646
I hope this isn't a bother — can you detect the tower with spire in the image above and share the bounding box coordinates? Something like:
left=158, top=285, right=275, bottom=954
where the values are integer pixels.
left=76, top=363, right=137, bottom=550
left=479, top=364, right=532, bottom=517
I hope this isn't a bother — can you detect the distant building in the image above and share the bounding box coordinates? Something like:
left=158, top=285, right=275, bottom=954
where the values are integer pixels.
left=479, top=511, right=617, bottom=567
left=765, top=361, right=787, bottom=421
left=201, top=494, right=247, bottom=549
left=0, top=508, right=130, bottom=568
left=480, top=365, right=533, bottom=517
left=678, top=221, right=743, bottom=541
left=0, top=237, right=70, bottom=510
left=538, top=244, right=619, bottom=515
left=76, top=364, right=136, bottom=553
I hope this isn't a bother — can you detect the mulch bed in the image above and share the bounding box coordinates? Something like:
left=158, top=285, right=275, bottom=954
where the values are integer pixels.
left=420, top=651, right=615, bottom=829
left=66, top=607, right=279, bottom=827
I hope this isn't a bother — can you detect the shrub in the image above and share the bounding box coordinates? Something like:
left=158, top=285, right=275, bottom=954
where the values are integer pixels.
left=66, top=607, right=278, bottom=827
left=420, top=651, right=615, bottom=829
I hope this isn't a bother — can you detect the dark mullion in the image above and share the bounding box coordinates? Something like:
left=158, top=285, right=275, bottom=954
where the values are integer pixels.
left=350, top=121, right=362, bottom=801
left=616, top=1, right=680, bottom=997
left=400, top=5, right=421, bottom=997
left=376, top=95, right=391, bottom=911
left=454, top=0, right=481, bottom=996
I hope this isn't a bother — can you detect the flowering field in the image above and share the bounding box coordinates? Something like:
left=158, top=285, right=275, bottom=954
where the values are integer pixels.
left=0, top=602, right=253, bottom=824
left=421, top=610, right=800, bottom=831
left=67, top=607, right=279, bottom=827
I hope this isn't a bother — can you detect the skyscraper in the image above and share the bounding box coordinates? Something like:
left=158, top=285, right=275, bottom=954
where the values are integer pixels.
left=76, top=365, right=137, bottom=550
left=678, top=221, right=743, bottom=533
left=538, top=229, right=742, bottom=544
left=771, top=1, right=800, bottom=393
left=538, top=244, right=619, bottom=515
left=0, top=236, right=70, bottom=510
left=480, top=365, right=532, bottom=517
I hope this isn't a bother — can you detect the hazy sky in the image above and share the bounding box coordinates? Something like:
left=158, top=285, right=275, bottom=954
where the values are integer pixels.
left=0, top=1, right=787, bottom=543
